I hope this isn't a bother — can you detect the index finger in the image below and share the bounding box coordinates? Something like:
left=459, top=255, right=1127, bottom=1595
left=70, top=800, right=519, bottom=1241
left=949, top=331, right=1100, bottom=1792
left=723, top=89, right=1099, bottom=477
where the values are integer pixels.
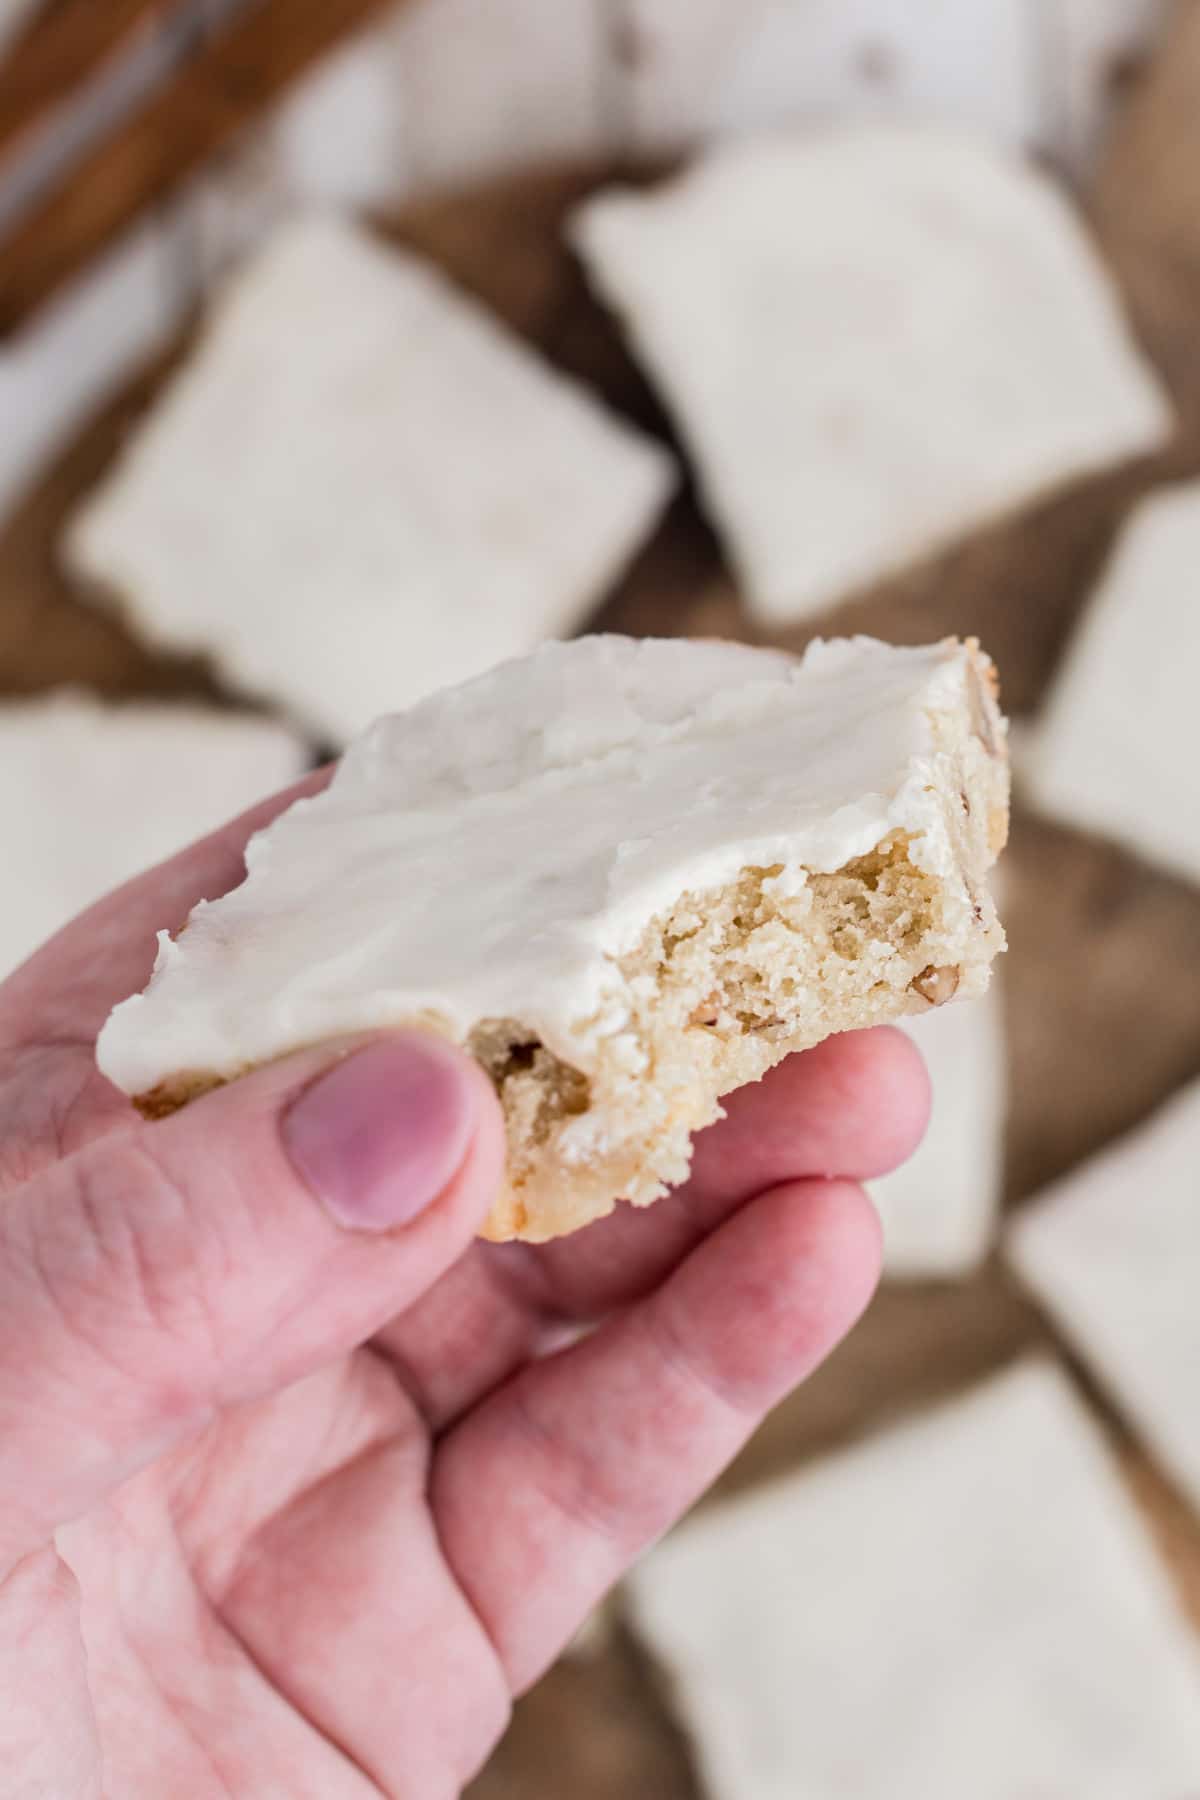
left=372, top=1027, right=929, bottom=1432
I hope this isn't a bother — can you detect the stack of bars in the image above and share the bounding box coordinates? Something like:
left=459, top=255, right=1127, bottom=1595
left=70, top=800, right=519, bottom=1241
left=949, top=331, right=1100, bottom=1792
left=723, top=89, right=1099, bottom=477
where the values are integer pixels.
left=3, top=66, right=1199, bottom=1798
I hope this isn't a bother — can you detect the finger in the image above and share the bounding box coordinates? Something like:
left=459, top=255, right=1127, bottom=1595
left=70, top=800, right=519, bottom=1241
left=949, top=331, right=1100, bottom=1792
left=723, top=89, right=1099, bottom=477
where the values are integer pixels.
left=0, top=1032, right=504, bottom=1564
left=523, top=1027, right=927, bottom=1316
left=371, top=1027, right=925, bottom=1433
left=0, top=766, right=331, bottom=1062
left=218, top=1178, right=880, bottom=1793
left=369, top=1240, right=566, bottom=1433
left=220, top=1436, right=510, bottom=1798
left=0, top=769, right=333, bottom=1187
left=432, top=1177, right=882, bottom=1691
left=0, top=1549, right=102, bottom=1797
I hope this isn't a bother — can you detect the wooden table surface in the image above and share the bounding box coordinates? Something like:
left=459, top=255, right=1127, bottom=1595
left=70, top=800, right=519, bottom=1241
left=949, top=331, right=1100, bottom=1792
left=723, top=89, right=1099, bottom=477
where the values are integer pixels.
left=2, top=16, right=1200, bottom=1792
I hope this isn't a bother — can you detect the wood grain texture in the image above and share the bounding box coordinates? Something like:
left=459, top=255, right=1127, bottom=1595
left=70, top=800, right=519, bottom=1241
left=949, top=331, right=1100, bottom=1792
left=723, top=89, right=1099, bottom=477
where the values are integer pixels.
left=1092, top=0, right=1200, bottom=422
left=0, top=0, right=410, bottom=333
left=0, top=334, right=217, bottom=698
left=1049, top=0, right=1169, bottom=169
left=0, top=221, right=180, bottom=524
left=471, top=1620, right=704, bottom=1800
left=3, top=97, right=1200, bottom=1788
left=0, top=0, right=173, bottom=164
left=0, top=0, right=42, bottom=58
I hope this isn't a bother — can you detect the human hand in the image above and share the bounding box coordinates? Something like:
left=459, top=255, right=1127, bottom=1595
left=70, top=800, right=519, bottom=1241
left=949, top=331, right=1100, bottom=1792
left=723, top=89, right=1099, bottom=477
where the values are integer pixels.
left=0, top=781, right=928, bottom=1798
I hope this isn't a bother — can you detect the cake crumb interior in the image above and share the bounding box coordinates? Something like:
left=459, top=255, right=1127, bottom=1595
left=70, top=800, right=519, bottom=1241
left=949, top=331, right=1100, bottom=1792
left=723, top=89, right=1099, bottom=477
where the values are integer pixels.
left=476, top=832, right=982, bottom=1239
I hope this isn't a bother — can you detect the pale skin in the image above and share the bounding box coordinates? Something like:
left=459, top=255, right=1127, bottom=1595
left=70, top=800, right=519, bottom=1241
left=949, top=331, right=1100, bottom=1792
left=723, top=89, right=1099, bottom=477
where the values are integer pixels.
left=0, top=778, right=929, bottom=1798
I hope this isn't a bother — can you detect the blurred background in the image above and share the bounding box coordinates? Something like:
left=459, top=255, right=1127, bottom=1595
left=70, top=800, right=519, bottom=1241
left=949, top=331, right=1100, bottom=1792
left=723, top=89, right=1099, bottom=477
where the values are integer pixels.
left=2, top=2, right=1200, bottom=1794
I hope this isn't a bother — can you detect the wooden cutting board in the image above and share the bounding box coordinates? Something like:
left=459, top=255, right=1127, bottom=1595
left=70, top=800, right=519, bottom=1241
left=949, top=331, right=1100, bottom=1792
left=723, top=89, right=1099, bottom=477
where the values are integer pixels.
left=2, top=32, right=1200, bottom=1791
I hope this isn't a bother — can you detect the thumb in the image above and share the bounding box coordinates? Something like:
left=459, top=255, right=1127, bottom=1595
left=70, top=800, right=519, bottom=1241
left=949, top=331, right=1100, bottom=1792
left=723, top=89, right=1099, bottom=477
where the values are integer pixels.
left=0, top=1032, right=504, bottom=1561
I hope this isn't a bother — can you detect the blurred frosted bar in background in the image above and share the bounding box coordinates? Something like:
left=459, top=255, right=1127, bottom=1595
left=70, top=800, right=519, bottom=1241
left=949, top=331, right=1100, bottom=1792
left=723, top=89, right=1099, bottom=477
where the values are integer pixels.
left=0, top=694, right=306, bottom=979
left=1009, top=1078, right=1200, bottom=1516
left=62, top=216, right=674, bottom=745
left=571, top=125, right=1171, bottom=627
left=871, top=981, right=1006, bottom=1278
left=628, top=1361, right=1200, bottom=1800
left=1025, top=481, right=1200, bottom=887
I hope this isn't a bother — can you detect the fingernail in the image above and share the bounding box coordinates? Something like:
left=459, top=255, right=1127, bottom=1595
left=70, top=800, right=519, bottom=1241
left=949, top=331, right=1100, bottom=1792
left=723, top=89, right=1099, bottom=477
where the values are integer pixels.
left=283, top=1035, right=478, bottom=1231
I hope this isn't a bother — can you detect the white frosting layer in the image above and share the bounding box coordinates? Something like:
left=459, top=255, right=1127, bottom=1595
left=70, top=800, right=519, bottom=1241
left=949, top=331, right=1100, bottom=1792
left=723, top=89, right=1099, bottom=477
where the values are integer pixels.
left=98, top=633, right=990, bottom=1096
left=65, top=216, right=674, bottom=743
left=572, top=125, right=1171, bottom=625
